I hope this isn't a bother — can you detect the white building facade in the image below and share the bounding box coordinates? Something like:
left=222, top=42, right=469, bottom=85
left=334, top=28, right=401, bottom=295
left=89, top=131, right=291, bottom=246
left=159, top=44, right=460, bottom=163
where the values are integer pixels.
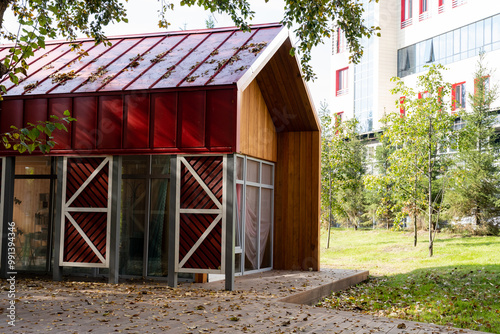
left=331, top=0, right=500, bottom=134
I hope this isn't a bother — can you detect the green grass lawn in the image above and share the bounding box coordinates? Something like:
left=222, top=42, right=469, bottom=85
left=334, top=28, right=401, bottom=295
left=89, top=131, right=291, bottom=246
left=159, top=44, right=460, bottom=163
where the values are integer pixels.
left=318, top=229, right=500, bottom=333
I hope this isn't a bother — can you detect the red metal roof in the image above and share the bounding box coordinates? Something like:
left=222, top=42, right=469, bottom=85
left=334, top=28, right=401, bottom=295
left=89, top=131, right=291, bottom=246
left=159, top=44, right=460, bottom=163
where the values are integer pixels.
left=0, top=23, right=283, bottom=97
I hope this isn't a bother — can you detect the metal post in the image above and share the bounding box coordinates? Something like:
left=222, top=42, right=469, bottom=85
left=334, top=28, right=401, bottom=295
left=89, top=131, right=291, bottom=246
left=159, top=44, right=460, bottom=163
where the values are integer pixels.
left=167, top=155, right=178, bottom=288
left=224, top=154, right=235, bottom=291
left=52, top=157, right=64, bottom=281
left=0, top=157, right=14, bottom=279
left=109, top=156, right=122, bottom=284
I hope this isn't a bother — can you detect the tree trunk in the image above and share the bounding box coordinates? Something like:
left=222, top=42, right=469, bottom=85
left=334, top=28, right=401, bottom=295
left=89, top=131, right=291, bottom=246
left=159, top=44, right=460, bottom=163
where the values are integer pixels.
left=413, top=213, right=417, bottom=247
left=414, top=154, right=418, bottom=247
left=327, top=168, right=332, bottom=249
left=428, top=118, right=433, bottom=257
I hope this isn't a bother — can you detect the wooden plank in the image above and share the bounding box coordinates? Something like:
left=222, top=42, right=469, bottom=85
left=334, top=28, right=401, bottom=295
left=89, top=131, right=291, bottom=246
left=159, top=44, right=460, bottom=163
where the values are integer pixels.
left=261, top=102, right=268, bottom=161
left=305, top=131, right=313, bottom=269
left=290, top=132, right=299, bottom=269
left=276, top=41, right=318, bottom=130
left=238, top=80, right=278, bottom=162
left=273, top=48, right=309, bottom=129
left=274, top=132, right=288, bottom=269
left=299, top=132, right=307, bottom=269
left=311, top=131, right=321, bottom=270
left=194, top=273, right=208, bottom=283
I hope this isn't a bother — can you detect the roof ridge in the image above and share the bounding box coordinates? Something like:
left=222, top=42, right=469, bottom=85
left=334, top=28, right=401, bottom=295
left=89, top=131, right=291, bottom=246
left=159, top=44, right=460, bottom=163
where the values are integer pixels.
left=0, top=23, right=283, bottom=48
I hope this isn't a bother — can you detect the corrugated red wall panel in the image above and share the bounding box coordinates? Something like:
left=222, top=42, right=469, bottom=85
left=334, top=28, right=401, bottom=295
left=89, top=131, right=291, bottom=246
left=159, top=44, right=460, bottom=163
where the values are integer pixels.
left=124, top=94, right=150, bottom=149
left=73, top=97, right=97, bottom=150
left=49, top=98, right=72, bottom=150
left=24, top=99, right=48, bottom=125
left=152, top=92, right=177, bottom=148
left=98, top=96, right=123, bottom=149
left=179, top=91, right=205, bottom=148
left=0, top=100, right=23, bottom=134
left=206, top=89, right=235, bottom=149
left=0, top=87, right=236, bottom=155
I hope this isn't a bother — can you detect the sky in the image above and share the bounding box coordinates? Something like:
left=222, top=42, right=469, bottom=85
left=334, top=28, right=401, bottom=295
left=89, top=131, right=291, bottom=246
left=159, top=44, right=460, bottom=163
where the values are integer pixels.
left=1, top=0, right=332, bottom=110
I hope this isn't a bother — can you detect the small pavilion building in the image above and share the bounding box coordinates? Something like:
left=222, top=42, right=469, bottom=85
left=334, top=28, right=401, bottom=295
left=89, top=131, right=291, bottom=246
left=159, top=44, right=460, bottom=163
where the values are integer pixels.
left=0, top=24, right=320, bottom=289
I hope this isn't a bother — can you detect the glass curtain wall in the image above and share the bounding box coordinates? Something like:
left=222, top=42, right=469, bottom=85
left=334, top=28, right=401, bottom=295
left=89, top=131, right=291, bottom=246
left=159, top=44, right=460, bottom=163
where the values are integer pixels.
left=13, top=157, right=55, bottom=272
left=235, top=155, right=274, bottom=274
left=120, top=155, right=170, bottom=277
left=353, top=0, right=376, bottom=133
left=398, top=13, right=500, bottom=78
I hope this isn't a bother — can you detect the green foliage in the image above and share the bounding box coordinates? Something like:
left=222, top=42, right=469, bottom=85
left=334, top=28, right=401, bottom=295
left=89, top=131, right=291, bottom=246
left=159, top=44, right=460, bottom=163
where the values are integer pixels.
left=382, top=64, right=455, bottom=252
left=363, top=127, right=398, bottom=229
left=321, top=106, right=366, bottom=227
left=320, top=266, right=500, bottom=333
left=1, top=110, right=75, bottom=154
left=319, top=229, right=500, bottom=332
left=444, top=54, right=500, bottom=226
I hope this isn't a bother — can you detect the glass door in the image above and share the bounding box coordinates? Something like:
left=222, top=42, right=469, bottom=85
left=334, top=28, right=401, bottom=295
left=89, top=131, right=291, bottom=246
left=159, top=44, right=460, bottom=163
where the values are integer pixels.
left=235, top=155, right=274, bottom=275
left=13, top=157, right=55, bottom=272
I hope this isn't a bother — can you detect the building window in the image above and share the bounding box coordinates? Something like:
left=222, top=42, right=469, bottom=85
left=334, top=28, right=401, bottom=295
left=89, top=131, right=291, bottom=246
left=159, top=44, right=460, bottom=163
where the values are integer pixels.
left=336, top=67, right=348, bottom=96
left=418, top=91, right=430, bottom=99
left=401, top=0, right=413, bottom=28
left=474, top=75, right=490, bottom=94
left=397, top=13, right=500, bottom=78
left=452, top=0, right=466, bottom=8
left=438, top=0, right=445, bottom=13
left=419, top=0, right=430, bottom=21
left=452, top=82, right=466, bottom=110
left=336, top=27, right=346, bottom=53
left=235, top=156, right=274, bottom=274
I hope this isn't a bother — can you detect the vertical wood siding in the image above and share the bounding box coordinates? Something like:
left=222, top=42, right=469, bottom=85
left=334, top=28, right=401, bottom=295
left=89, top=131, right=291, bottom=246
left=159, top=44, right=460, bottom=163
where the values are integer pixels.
left=273, top=131, right=320, bottom=271
left=239, top=81, right=278, bottom=162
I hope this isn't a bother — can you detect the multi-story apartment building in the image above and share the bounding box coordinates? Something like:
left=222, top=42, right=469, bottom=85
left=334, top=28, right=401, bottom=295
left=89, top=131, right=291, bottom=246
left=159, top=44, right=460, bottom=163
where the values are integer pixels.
left=331, top=0, right=500, bottom=138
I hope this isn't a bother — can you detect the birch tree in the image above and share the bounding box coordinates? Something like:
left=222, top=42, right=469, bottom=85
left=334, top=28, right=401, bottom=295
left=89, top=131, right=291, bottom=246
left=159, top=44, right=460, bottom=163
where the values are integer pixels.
left=384, top=64, right=455, bottom=256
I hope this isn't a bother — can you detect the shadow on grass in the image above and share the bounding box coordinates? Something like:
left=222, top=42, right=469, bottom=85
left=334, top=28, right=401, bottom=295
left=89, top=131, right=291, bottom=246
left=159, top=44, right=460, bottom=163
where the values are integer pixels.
left=319, top=264, right=500, bottom=333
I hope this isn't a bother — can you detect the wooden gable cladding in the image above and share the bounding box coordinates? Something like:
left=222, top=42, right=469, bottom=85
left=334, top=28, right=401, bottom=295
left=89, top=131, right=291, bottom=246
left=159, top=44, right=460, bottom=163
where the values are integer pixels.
left=0, top=87, right=237, bottom=155
left=238, top=80, right=278, bottom=162
left=255, top=38, right=319, bottom=133
left=273, top=131, right=321, bottom=271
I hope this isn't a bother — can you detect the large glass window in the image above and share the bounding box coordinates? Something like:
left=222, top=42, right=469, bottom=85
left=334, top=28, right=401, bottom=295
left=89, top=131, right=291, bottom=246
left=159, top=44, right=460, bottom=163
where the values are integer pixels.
left=120, top=155, right=170, bottom=277
left=354, top=2, right=375, bottom=134
left=397, top=13, right=500, bottom=77
left=13, top=157, right=55, bottom=272
left=235, top=156, right=274, bottom=275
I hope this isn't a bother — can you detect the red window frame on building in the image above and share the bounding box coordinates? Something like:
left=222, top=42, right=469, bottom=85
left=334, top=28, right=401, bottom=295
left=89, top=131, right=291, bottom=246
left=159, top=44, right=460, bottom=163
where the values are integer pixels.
left=452, top=0, right=466, bottom=8
left=401, top=0, right=413, bottom=28
left=452, top=82, right=466, bottom=111
left=336, top=27, right=346, bottom=53
left=419, top=0, right=430, bottom=21
left=438, top=0, right=445, bottom=13
left=336, top=67, right=348, bottom=96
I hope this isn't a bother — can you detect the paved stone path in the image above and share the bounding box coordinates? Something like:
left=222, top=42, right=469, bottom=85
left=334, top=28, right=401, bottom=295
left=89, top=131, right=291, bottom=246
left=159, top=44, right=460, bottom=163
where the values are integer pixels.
left=0, top=270, right=488, bottom=333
